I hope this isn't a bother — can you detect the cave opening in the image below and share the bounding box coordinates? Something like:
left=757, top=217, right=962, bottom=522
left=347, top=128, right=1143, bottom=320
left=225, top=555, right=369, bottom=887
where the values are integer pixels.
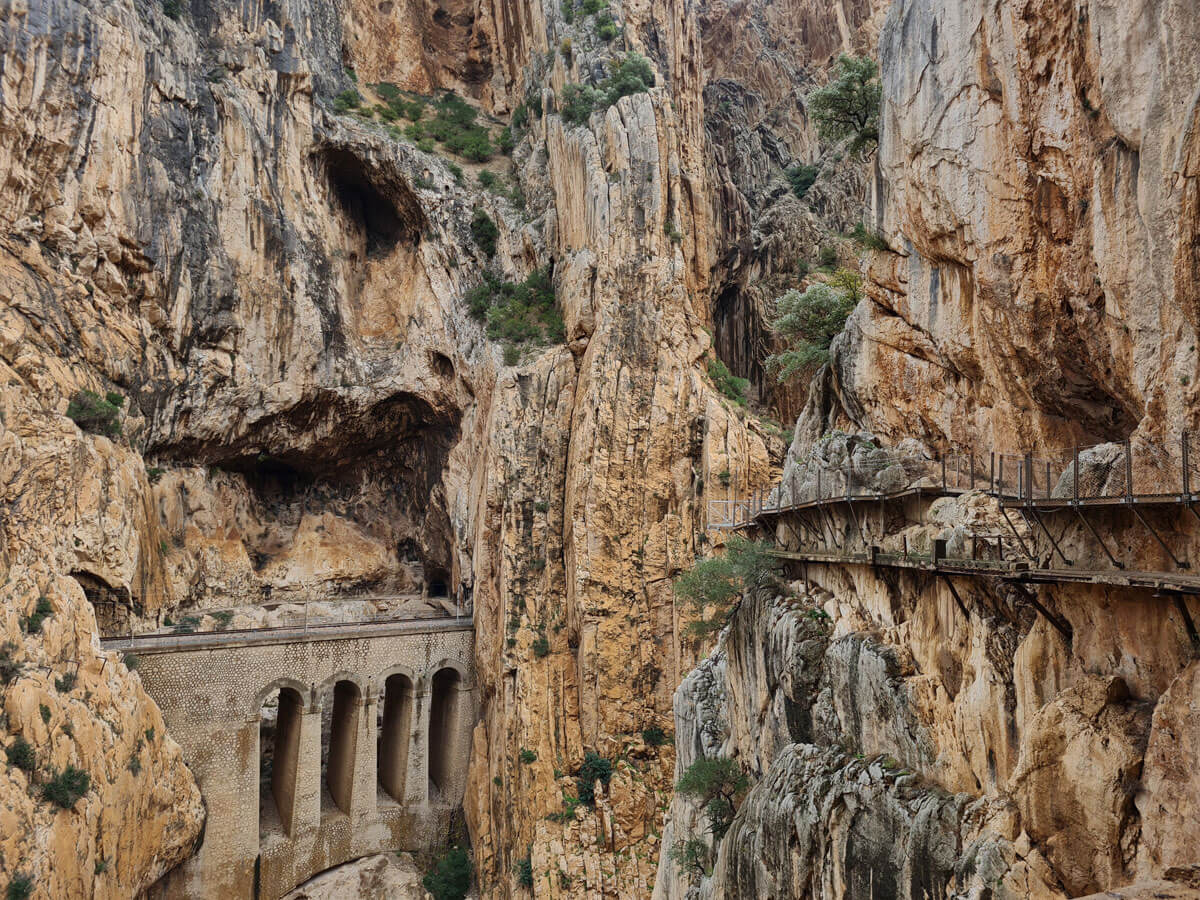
left=322, top=149, right=410, bottom=256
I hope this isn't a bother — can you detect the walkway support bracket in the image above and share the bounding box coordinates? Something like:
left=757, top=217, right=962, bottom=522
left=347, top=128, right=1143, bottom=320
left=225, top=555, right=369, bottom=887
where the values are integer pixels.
left=1012, top=583, right=1073, bottom=644
left=1130, top=506, right=1190, bottom=570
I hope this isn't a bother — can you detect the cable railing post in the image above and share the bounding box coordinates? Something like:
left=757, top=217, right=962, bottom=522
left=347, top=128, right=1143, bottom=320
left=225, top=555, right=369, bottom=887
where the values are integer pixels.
left=1073, top=446, right=1079, bottom=501
left=990, top=452, right=995, bottom=494
left=998, top=455, right=1004, bottom=497
left=1024, top=452, right=1033, bottom=506
left=1045, top=460, right=1051, bottom=499
left=970, top=454, right=975, bottom=490
left=1125, top=438, right=1133, bottom=503
left=1183, top=431, right=1191, bottom=498
left=941, top=456, right=946, bottom=492
left=816, top=467, right=822, bottom=503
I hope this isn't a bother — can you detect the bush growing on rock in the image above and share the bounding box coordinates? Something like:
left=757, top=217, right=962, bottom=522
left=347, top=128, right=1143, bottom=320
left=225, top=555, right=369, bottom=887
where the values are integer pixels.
left=515, top=854, right=533, bottom=887
left=706, top=357, right=748, bottom=406
left=674, top=536, right=779, bottom=638
left=66, top=390, right=122, bottom=437
left=808, top=53, right=881, bottom=154
left=559, top=53, right=655, bottom=127
left=642, top=725, right=670, bottom=747
left=675, top=756, right=748, bottom=839
left=465, top=268, right=564, bottom=350
left=668, top=837, right=710, bottom=877
left=786, top=163, right=818, bottom=198
left=470, top=209, right=499, bottom=257
left=422, top=846, right=472, bottom=900
left=765, top=273, right=859, bottom=382
left=0, top=642, right=21, bottom=685
left=559, top=83, right=597, bottom=126
left=575, top=751, right=613, bottom=805
left=22, top=597, right=53, bottom=634
left=333, top=89, right=362, bottom=113
left=41, top=765, right=91, bottom=809
left=5, top=737, right=35, bottom=772
left=5, top=875, right=33, bottom=900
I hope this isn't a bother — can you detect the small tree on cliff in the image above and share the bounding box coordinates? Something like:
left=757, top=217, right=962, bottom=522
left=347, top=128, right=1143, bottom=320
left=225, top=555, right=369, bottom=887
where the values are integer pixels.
left=808, top=54, right=881, bottom=154
left=673, top=537, right=779, bottom=638
left=765, top=269, right=861, bottom=382
left=675, top=756, right=749, bottom=840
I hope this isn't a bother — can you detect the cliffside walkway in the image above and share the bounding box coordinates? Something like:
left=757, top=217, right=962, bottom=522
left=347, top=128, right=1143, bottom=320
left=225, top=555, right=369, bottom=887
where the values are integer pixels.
left=709, top=432, right=1200, bottom=603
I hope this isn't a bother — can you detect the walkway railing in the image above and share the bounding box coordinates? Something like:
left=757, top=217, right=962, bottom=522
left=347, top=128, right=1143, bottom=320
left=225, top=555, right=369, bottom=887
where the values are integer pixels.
left=709, top=432, right=1200, bottom=529
left=100, top=594, right=469, bottom=648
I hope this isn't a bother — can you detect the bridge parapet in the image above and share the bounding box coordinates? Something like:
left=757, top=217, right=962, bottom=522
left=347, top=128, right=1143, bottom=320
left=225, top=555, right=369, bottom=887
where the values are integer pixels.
left=139, top=619, right=475, bottom=900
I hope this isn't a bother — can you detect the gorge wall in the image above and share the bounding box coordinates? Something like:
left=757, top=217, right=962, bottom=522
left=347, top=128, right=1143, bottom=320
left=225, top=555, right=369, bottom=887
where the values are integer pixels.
left=2, top=0, right=1198, bottom=896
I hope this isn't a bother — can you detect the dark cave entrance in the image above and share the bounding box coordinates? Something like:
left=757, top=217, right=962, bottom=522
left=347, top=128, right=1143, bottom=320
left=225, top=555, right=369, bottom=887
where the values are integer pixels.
left=321, top=149, right=414, bottom=257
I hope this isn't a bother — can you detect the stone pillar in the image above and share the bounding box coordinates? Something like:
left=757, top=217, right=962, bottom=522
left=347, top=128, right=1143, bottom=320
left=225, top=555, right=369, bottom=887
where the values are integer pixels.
left=407, top=682, right=430, bottom=806
left=351, top=691, right=377, bottom=822
left=293, top=695, right=323, bottom=836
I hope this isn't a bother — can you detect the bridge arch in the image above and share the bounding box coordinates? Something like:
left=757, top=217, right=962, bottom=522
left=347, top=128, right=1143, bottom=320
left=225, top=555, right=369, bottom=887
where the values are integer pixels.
left=249, top=676, right=312, bottom=721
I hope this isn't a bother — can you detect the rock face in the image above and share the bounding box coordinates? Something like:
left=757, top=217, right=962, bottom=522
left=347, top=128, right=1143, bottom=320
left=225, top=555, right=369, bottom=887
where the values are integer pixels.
left=5, top=0, right=1200, bottom=894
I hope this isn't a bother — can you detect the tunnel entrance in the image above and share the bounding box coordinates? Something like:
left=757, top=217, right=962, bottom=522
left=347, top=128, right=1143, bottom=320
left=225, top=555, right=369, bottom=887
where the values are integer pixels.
left=377, top=673, right=415, bottom=803
left=259, top=686, right=304, bottom=839
left=321, top=680, right=361, bottom=815
left=428, top=667, right=461, bottom=799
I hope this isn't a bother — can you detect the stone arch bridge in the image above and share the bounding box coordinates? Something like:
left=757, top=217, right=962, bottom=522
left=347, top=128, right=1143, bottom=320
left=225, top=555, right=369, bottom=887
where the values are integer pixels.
left=109, top=618, right=476, bottom=899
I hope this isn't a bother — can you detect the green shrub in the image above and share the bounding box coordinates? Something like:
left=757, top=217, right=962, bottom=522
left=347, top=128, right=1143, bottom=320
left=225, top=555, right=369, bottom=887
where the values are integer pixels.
left=24, top=597, right=53, bottom=634
left=576, top=751, right=613, bottom=805
left=559, top=37, right=573, bottom=61
left=706, top=357, right=749, bottom=406
left=447, top=162, right=463, bottom=183
left=39, top=704, right=50, bottom=725
left=498, top=126, right=515, bottom=153
left=534, top=500, right=550, bottom=513
left=41, top=765, right=91, bottom=809
left=212, top=610, right=234, bottom=630
left=423, top=846, right=472, bottom=900
left=851, top=221, right=888, bottom=251
left=595, top=13, right=618, bottom=40
left=807, top=54, right=881, bottom=154
left=581, top=0, right=606, bottom=12
left=515, top=855, right=533, bottom=888
left=532, top=634, right=550, bottom=657
left=66, top=390, right=122, bottom=437
left=786, top=163, right=818, bottom=199
left=675, top=756, right=748, bottom=840
left=0, top=642, right=21, bottom=685
left=668, top=837, right=710, bottom=877
left=54, top=672, right=76, bottom=693
left=478, top=169, right=499, bottom=189
left=560, top=0, right=575, bottom=22
left=559, top=83, right=597, bottom=126
left=333, top=89, right=362, bottom=113
left=818, top=244, right=838, bottom=269
left=145, top=466, right=166, bottom=483
left=512, top=102, right=529, bottom=129
left=765, top=272, right=859, bottom=382
left=417, top=138, right=435, bottom=153
left=519, top=748, right=538, bottom=764
left=161, top=0, right=182, bottom=19
left=503, top=345, right=521, bottom=366
left=122, top=652, right=140, bottom=671
left=94, top=859, right=107, bottom=875
left=128, top=755, right=142, bottom=776
left=642, top=726, right=670, bottom=747
left=464, top=268, right=564, bottom=349
left=601, top=53, right=654, bottom=107
left=5, top=875, right=32, bottom=900
left=796, top=259, right=810, bottom=278
left=5, top=737, right=35, bottom=772
left=674, top=536, right=779, bottom=638
left=470, top=209, right=499, bottom=257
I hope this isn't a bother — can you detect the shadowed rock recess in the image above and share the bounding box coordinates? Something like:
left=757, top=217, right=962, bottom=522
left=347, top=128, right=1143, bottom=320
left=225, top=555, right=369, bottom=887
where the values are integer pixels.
left=1, top=0, right=1199, bottom=896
